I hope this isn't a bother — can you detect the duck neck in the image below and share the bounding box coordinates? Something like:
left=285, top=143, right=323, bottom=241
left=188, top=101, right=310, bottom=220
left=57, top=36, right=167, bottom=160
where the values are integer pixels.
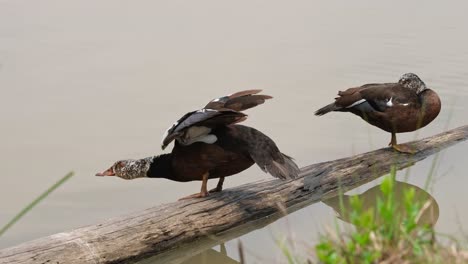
left=147, top=154, right=173, bottom=179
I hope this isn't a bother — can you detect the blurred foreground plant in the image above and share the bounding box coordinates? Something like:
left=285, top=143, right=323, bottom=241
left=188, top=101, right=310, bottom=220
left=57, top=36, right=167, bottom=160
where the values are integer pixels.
left=314, top=166, right=466, bottom=264
left=278, top=165, right=467, bottom=263
left=0, top=172, right=74, bottom=237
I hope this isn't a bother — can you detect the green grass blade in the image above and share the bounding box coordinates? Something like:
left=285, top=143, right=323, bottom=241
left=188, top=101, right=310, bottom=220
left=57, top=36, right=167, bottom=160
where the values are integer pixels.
left=0, top=171, right=74, bottom=237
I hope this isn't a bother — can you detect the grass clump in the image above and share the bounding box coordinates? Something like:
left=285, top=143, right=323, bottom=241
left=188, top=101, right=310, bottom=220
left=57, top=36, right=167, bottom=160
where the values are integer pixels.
left=314, top=166, right=467, bottom=264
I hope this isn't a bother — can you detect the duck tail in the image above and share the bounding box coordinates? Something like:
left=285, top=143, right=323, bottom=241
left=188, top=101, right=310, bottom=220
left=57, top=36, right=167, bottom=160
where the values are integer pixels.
left=315, top=102, right=340, bottom=116
left=270, top=153, right=300, bottom=180
left=235, top=125, right=300, bottom=180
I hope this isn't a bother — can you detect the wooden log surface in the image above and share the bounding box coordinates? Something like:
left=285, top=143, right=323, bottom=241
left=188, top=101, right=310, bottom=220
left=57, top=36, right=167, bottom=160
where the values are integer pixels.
left=1, top=125, right=467, bottom=264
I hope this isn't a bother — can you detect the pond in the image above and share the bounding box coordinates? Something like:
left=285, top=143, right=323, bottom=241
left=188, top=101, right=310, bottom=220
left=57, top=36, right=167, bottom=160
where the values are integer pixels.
left=1, top=0, right=467, bottom=263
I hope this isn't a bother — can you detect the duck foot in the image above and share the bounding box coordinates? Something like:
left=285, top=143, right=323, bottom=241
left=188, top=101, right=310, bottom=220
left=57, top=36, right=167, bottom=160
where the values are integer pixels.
left=178, top=191, right=209, bottom=200
left=209, top=186, right=223, bottom=193
left=209, top=176, right=224, bottom=193
left=391, top=144, right=417, bottom=154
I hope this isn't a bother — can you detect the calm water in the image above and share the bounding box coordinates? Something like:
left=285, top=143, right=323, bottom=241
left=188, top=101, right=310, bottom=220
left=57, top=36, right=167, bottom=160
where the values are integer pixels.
left=1, top=0, right=467, bottom=262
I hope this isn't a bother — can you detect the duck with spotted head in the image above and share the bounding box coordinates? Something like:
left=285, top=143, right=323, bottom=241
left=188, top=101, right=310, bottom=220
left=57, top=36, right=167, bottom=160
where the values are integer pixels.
left=96, top=90, right=300, bottom=199
left=315, top=73, right=441, bottom=153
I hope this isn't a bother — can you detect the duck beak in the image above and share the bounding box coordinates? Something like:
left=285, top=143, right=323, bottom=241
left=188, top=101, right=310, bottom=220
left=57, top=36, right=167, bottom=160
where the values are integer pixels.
left=95, top=168, right=115, bottom=176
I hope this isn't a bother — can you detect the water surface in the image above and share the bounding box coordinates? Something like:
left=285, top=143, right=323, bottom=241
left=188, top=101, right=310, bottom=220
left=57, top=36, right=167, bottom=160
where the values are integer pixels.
left=1, top=1, right=467, bottom=262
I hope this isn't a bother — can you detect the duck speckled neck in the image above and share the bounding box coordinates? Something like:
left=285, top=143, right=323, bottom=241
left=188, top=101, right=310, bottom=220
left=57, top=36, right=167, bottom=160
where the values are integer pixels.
left=114, top=157, right=154, bottom=180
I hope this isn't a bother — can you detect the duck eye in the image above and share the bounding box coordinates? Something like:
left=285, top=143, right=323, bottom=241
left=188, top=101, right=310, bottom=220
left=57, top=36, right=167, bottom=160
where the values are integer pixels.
left=113, top=161, right=125, bottom=169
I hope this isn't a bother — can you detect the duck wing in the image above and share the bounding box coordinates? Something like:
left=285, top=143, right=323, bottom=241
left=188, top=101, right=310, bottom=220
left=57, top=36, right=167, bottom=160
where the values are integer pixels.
left=204, top=89, right=273, bottom=112
left=162, top=90, right=272, bottom=150
left=315, top=83, right=419, bottom=115
left=161, top=109, right=246, bottom=150
left=356, top=84, right=419, bottom=111
left=234, top=125, right=300, bottom=180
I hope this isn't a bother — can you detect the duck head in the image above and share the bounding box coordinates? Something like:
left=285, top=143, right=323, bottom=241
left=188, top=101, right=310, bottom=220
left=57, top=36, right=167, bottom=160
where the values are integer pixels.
left=398, top=73, right=427, bottom=94
left=96, top=157, right=153, bottom=180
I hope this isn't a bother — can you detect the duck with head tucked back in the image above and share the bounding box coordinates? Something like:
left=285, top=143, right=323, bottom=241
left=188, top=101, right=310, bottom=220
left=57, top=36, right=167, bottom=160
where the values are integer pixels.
left=96, top=90, right=300, bottom=199
left=315, top=73, right=441, bottom=153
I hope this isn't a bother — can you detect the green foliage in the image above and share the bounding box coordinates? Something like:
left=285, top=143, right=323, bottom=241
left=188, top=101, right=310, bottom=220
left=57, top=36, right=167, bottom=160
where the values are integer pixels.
left=0, top=172, right=74, bottom=237
left=279, top=161, right=467, bottom=263
left=315, top=241, right=346, bottom=264
left=313, top=166, right=445, bottom=264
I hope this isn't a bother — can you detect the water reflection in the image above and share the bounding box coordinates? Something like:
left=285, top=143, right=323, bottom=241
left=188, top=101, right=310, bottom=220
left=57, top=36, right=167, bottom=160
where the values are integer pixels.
left=139, top=243, right=239, bottom=264
left=1, top=0, right=468, bottom=253
left=323, top=181, right=439, bottom=227
left=140, top=181, right=438, bottom=264
left=179, top=244, right=238, bottom=264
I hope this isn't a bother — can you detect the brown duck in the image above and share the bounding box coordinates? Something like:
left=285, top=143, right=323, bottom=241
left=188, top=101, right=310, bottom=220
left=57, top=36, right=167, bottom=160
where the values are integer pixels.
left=96, top=90, right=299, bottom=199
left=315, top=73, right=441, bottom=153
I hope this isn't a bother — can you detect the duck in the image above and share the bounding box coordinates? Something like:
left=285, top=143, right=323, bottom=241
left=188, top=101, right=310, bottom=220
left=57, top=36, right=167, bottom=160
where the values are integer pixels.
left=96, top=90, right=300, bottom=199
left=315, top=73, right=441, bottom=153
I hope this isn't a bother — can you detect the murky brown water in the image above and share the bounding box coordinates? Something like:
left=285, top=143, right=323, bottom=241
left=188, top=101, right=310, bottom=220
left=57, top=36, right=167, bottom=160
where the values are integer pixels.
left=1, top=0, right=467, bottom=262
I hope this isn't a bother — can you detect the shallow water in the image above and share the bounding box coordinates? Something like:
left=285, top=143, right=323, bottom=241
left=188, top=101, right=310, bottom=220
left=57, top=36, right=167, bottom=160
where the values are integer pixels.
left=1, top=0, right=467, bottom=262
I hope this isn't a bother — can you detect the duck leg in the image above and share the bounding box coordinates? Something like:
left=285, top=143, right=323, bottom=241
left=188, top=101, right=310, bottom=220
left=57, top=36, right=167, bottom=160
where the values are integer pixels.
left=388, top=132, right=397, bottom=146
left=209, top=176, right=225, bottom=193
left=179, top=172, right=210, bottom=200
left=389, top=132, right=416, bottom=154
left=220, top=243, right=227, bottom=255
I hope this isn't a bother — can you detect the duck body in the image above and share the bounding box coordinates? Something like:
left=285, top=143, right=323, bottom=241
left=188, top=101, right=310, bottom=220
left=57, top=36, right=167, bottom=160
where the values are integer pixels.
left=315, top=73, right=441, bottom=153
left=338, top=84, right=441, bottom=133
left=166, top=123, right=296, bottom=183
left=97, top=90, right=299, bottom=199
left=167, top=125, right=255, bottom=182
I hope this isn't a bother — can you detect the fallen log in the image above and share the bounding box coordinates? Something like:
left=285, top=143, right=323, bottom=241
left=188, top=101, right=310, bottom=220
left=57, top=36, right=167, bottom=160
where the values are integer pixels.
left=1, top=125, right=467, bottom=264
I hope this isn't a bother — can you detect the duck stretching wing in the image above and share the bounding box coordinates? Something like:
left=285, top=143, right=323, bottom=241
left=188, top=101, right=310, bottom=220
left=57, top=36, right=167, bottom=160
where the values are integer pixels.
left=161, top=90, right=272, bottom=150
left=204, top=89, right=272, bottom=111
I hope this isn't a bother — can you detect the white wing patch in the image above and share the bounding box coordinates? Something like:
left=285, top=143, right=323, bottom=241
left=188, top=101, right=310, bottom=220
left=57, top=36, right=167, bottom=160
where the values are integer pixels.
left=177, top=126, right=217, bottom=146
left=178, top=134, right=218, bottom=145
left=199, top=108, right=217, bottom=113
left=401, top=103, right=410, bottom=106
left=161, top=109, right=221, bottom=148
left=346, top=99, right=366, bottom=108
left=386, top=97, right=393, bottom=107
